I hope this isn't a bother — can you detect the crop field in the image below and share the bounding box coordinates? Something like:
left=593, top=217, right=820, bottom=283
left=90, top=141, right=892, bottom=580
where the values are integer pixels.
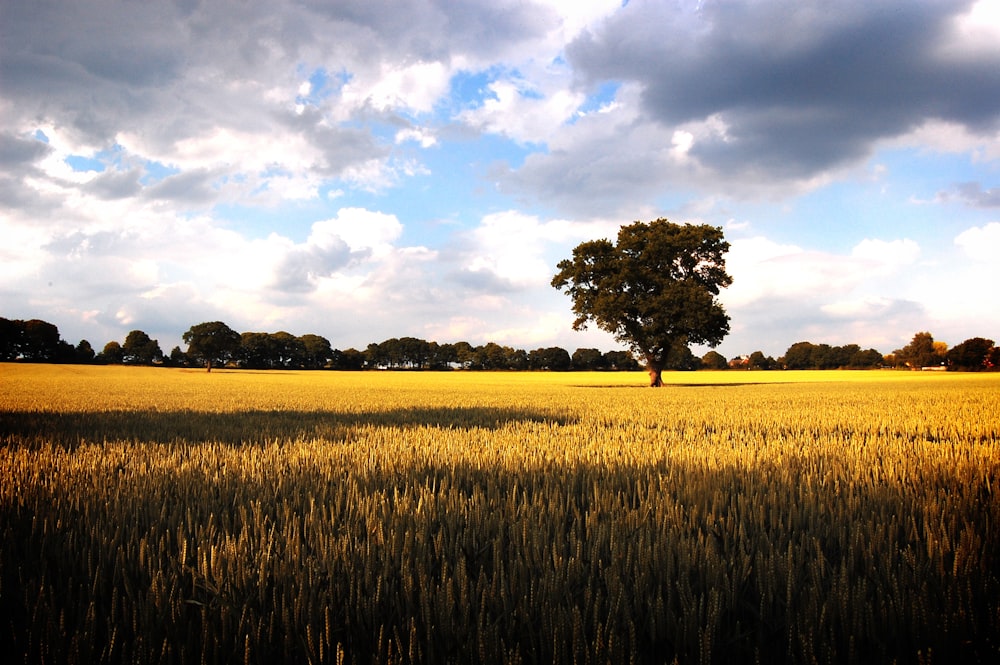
left=1, top=364, right=998, bottom=664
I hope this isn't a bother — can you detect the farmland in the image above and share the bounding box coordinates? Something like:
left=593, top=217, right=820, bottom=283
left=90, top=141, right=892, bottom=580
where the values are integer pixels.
left=1, top=364, right=998, bottom=664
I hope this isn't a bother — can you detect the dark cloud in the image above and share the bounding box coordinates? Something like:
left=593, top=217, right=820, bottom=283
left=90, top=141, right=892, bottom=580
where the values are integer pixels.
left=143, top=169, right=220, bottom=205
left=298, top=0, right=557, bottom=62
left=941, top=182, right=1000, bottom=208
left=272, top=238, right=359, bottom=293
left=445, top=267, right=519, bottom=294
left=0, top=1, right=190, bottom=144
left=0, top=133, right=53, bottom=167
left=568, top=0, right=1000, bottom=178
left=86, top=170, right=144, bottom=200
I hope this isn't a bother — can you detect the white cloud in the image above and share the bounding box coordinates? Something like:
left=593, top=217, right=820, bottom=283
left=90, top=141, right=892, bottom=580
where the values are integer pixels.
left=395, top=128, right=437, bottom=147
left=160, top=127, right=317, bottom=173
left=343, top=60, right=451, bottom=114
left=460, top=79, right=585, bottom=144
left=723, top=236, right=922, bottom=310
left=851, top=238, right=920, bottom=268
left=955, top=221, right=1000, bottom=261
left=820, top=296, right=896, bottom=319
left=722, top=237, right=822, bottom=306
left=459, top=211, right=621, bottom=290
left=535, top=0, right=621, bottom=44
left=888, top=120, right=1000, bottom=162
left=463, top=211, right=554, bottom=287
left=315, top=208, right=403, bottom=256
left=939, top=0, right=1000, bottom=58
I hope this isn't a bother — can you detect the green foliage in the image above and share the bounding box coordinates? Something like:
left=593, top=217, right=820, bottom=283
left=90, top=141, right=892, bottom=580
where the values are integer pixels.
left=183, top=321, right=241, bottom=370
left=122, top=330, right=163, bottom=365
left=99, top=340, right=124, bottom=364
left=571, top=348, right=606, bottom=370
left=894, top=332, right=942, bottom=369
left=0, top=317, right=63, bottom=361
left=783, top=341, right=883, bottom=369
left=528, top=346, right=572, bottom=371
left=701, top=350, right=729, bottom=370
left=947, top=337, right=995, bottom=371
left=552, top=219, right=732, bottom=385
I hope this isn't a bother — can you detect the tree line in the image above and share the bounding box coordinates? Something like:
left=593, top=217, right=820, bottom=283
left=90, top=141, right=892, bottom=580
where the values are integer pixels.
left=2, top=316, right=998, bottom=372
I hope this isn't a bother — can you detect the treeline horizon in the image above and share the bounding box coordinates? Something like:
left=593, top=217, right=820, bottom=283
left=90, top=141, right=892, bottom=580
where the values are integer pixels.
left=2, top=316, right=998, bottom=372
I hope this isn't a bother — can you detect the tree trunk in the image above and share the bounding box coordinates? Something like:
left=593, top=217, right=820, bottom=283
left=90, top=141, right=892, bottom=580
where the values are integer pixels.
left=206, top=359, right=212, bottom=373
left=647, top=358, right=664, bottom=387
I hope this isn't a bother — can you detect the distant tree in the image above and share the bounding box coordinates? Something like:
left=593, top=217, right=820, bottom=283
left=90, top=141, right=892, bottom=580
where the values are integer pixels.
left=430, top=342, right=456, bottom=369
left=75, top=339, right=96, bottom=363
left=300, top=334, right=333, bottom=369
left=989, top=346, right=1000, bottom=370
left=99, top=340, right=124, bottom=364
left=572, top=348, right=606, bottom=370
left=426, top=342, right=457, bottom=370
left=393, top=337, right=431, bottom=368
left=747, top=351, right=776, bottom=370
left=665, top=340, right=700, bottom=371
left=331, top=348, right=365, bottom=370
left=830, top=344, right=860, bottom=369
left=452, top=341, right=476, bottom=369
left=529, top=347, right=572, bottom=371
left=270, top=331, right=305, bottom=368
left=506, top=347, right=529, bottom=370
left=603, top=350, right=640, bottom=371
left=239, top=332, right=276, bottom=369
left=784, top=341, right=882, bottom=370
left=783, top=342, right=815, bottom=369
left=168, top=346, right=189, bottom=367
left=0, top=317, right=20, bottom=360
left=552, top=219, right=732, bottom=386
left=475, top=342, right=510, bottom=370
left=947, top=337, right=995, bottom=371
left=183, top=321, right=241, bottom=371
left=895, top=332, right=941, bottom=369
left=20, top=319, right=62, bottom=361
left=54, top=340, right=78, bottom=363
left=122, top=330, right=163, bottom=365
left=365, top=342, right=386, bottom=368
left=701, top=350, right=728, bottom=370
left=849, top=348, right=884, bottom=369
left=811, top=344, right=837, bottom=369
left=365, top=337, right=434, bottom=369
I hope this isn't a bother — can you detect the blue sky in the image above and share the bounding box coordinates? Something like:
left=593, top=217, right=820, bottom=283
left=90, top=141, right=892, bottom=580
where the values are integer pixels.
left=2, top=0, right=999, bottom=359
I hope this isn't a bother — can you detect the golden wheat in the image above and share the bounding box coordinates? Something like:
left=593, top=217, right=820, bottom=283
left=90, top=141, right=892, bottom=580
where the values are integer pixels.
left=1, top=364, right=998, bottom=663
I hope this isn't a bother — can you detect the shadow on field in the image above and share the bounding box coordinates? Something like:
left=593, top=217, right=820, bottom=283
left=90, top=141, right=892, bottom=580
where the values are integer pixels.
left=0, top=406, right=576, bottom=448
left=2, top=446, right=997, bottom=665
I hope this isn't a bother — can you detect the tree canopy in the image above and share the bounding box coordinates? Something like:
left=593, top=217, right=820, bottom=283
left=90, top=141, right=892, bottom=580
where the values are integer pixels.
left=893, top=332, right=945, bottom=369
left=552, top=219, right=732, bottom=386
left=182, top=321, right=241, bottom=371
left=122, top=329, right=163, bottom=365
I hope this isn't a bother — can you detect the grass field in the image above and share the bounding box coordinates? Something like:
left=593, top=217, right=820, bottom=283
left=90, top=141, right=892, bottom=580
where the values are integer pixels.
left=2, top=363, right=998, bottom=664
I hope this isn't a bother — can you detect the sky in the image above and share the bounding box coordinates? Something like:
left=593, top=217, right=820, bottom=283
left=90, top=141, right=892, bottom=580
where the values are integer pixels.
left=2, top=0, right=1000, bottom=360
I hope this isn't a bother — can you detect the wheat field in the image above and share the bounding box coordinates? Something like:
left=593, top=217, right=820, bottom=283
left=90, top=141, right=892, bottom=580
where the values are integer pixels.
left=1, top=363, right=998, bottom=664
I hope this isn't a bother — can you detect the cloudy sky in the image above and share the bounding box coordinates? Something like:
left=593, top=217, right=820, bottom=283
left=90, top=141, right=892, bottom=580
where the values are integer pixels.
left=2, top=0, right=999, bottom=359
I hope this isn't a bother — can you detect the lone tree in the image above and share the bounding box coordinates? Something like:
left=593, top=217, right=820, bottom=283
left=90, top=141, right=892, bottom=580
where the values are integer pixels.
left=183, top=321, right=241, bottom=371
left=552, top=219, right=732, bottom=387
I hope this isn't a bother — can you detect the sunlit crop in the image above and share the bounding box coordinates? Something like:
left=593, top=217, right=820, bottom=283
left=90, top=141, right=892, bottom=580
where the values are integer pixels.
left=2, top=364, right=998, bottom=663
